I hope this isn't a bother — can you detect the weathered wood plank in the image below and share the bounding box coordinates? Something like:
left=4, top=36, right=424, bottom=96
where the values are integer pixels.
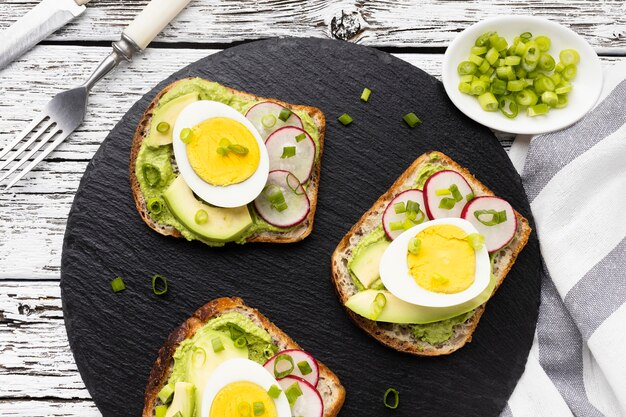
left=0, top=0, right=624, bottom=50
left=0, top=400, right=100, bottom=417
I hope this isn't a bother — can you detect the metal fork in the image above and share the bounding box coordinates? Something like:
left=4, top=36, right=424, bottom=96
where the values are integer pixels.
left=0, top=0, right=191, bottom=190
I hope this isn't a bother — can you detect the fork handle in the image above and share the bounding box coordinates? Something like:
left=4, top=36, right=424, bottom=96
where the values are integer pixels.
left=123, top=0, right=192, bottom=50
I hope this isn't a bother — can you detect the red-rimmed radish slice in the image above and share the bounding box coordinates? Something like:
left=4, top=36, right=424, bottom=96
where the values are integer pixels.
left=265, top=127, right=316, bottom=182
left=277, top=376, right=323, bottom=417
left=254, top=170, right=310, bottom=228
left=245, top=101, right=303, bottom=140
left=263, top=349, right=320, bottom=387
left=461, top=196, right=517, bottom=252
left=382, top=190, right=430, bottom=240
left=423, top=170, right=474, bottom=219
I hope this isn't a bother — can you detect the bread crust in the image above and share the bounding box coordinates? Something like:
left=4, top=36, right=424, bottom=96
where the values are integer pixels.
left=331, top=151, right=531, bottom=356
left=142, top=297, right=345, bottom=417
left=129, top=79, right=326, bottom=245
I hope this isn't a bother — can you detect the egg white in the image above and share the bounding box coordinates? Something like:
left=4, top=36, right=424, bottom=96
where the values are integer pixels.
left=200, top=358, right=291, bottom=417
left=173, top=101, right=270, bottom=208
left=379, top=218, right=491, bottom=308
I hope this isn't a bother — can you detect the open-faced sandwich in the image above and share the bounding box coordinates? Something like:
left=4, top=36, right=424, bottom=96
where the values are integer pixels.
left=143, top=297, right=345, bottom=417
left=331, top=151, right=531, bottom=355
left=130, top=78, right=325, bottom=246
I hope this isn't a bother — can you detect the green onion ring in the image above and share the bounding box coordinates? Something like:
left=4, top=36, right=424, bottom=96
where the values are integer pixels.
left=151, top=274, right=168, bottom=296
left=384, top=388, right=400, bottom=409
left=273, top=354, right=295, bottom=379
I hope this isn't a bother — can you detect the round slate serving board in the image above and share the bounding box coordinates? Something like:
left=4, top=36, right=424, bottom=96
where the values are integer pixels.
left=61, top=37, right=541, bottom=417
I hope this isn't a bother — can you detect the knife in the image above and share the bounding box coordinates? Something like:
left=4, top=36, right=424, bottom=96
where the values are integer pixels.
left=0, top=0, right=91, bottom=70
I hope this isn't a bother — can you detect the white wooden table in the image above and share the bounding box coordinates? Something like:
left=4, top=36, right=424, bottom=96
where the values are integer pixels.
left=0, top=1, right=624, bottom=415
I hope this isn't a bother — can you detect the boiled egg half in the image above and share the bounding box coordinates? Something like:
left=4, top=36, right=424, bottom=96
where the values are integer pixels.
left=200, top=358, right=291, bottom=417
left=173, top=101, right=270, bottom=208
left=379, top=218, right=491, bottom=308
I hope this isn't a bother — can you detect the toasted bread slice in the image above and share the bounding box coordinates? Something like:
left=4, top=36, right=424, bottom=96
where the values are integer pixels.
left=130, top=79, right=326, bottom=244
left=143, top=297, right=345, bottom=416
left=331, top=151, right=531, bottom=356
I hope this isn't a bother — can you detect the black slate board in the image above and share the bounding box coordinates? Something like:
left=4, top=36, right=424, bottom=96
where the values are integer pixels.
left=61, top=37, right=541, bottom=417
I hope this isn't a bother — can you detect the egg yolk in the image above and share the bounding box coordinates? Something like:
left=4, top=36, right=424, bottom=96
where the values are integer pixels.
left=210, top=381, right=277, bottom=417
left=407, top=224, right=475, bottom=294
left=187, top=117, right=260, bottom=186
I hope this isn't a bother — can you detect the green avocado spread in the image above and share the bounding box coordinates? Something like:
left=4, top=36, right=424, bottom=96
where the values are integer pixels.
left=346, top=156, right=476, bottom=346
left=135, top=78, right=321, bottom=246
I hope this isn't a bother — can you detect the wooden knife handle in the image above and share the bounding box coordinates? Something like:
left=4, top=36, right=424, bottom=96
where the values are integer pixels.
left=123, top=0, right=191, bottom=50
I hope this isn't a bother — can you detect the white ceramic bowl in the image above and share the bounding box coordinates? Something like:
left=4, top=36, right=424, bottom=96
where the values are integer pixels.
left=442, top=16, right=603, bottom=135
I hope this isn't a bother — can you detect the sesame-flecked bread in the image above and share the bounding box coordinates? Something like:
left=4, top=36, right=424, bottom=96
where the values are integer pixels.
left=331, top=151, right=531, bottom=356
left=130, top=78, right=325, bottom=244
left=143, top=297, right=345, bottom=417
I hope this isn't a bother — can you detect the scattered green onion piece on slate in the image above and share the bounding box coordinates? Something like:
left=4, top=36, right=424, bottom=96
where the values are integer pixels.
left=234, top=336, right=247, bottom=349
left=158, top=383, right=174, bottom=404
left=156, top=122, right=170, bottom=134
left=394, top=202, right=406, bottom=214
left=261, top=114, right=276, bottom=128
left=253, top=401, right=265, bottom=416
left=360, top=87, right=372, bottom=102
left=285, top=382, right=303, bottom=406
left=274, top=354, right=295, bottom=378
left=155, top=405, right=168, bottom=417
left=278, top=108, right=292, bottom=122
left=408, top=237, right=421, bottom=255
left=152, top=274, right=168, bottom=296
left=267, top=385, right=282, bottom=399
left=111, top=277, right=126, bottom=293
left=195, top=209, right=208, bottom=224
left=338, top=113, right=353, bottom=126
left=467, top=233, right=485, bottom=250
left=179, top=128, right=192, bottom=144
left=297, top=360, right=313, bottom=376
left=281, top=146, right=296, bottom=159
left=295, top=132, right=306, bottom=142
left=371, top=292, right=387, bottom=320
left=211, top=337, right=224, bottom=353
left=402, top=112, right=422, bottom=128
left=384, top=388, right=400, bottom=409
left=147, top=198, right=163, bottom=214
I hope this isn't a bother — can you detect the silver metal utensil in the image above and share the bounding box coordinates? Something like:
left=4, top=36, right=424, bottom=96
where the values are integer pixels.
left=0, top=0, right=92, bottom=71
left=0, top=0, right=191, bottom=189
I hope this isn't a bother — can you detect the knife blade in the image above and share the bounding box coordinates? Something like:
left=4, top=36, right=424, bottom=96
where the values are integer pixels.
left=0, top=0, right=89, bottom=70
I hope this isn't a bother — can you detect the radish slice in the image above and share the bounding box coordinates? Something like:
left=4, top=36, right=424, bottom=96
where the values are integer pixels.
left=461, top=196, right=517, bottom=252
left=265, top=127, right=316, bottom=182
left=263, top=349, right=320, bottom=387
left=423, top=170, right=474, bottom=219
left=254, top=170, right=310, bottom=228
left=277, top=376, right=324, bottom=417
left=245, top=101, right=303, bottom=140
left=382, top=190, right=430, bottom=240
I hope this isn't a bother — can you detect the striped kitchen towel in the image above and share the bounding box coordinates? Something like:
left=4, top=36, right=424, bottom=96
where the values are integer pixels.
left=502, top=61, right=626, bottom=417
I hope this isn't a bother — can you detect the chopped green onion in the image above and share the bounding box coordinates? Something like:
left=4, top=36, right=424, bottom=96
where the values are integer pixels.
left=534, top=35, right=551, bottom=52
left=402, top=219, right=414, bottom=230
left=228, top=144, right=249, bottom=155
left=498, top=95, right=519, bottom=119
left=194, top=209, right=208, bottom=225
left=490, top=78, right=507, bottom=95
left=394, top=202, right=406, bottom=214
left=234, top=336, right=248, bottom=349
left=155, top=405, right=168, bottom=417
left=286, top=172, right=305, bottom=195
left=457, top=61, right=478, bottom=75
left=559, top=49, right=580, bottom=66
left=522, top=42, right=540, bottom=71
left=449, top=184, right=463, bottom=202
left=281, top=146, right=296, bottom=159
left=295, top=132, right=306, bottom=142
left=157, top=383, right=174, bottom=404
left=111, top=277, right=126, bottom=293
left=435, top=188, right=451, bottom=196
left=228, top=323, right=245, bottom=340
left=555, top=93, right=568, bottom=109
left=297, top=360, right=313, bottom=376
left=515, top=89, right=538, bottom=106
left=534, top=77, right=555, bottom=94
left=460, top=74, right=474, bottom=83
left=267, top=385, right=282, bottom=399
left=478, top=59, right=491, bottom=74
left=466, top=192, right=475, bottom=202
left=179, top=128, right=192, bottom=144
left=273, top=354, right=295, bottom=379
left=527, top=103, right=549, bottom=117
left=470, top=80, right=488, bottom=96
left=384, top=388, right=400, bottom=409
left=265, top=185, right=288, bottom=212
left=432, top=273, right=449, bottom=284
left=338, top=113, right=353, bottom=126
left=471, top=46, right=487, bottom=55
left=216, top=146, right=228, bottom=156
left=278, top=108, right=292, bottom=122
left=192, top=346, right=206, bottom=368
left=371, top=292, right=387, bottom=320
left=238, top=402, right=251, bottom=417
left=538, top=53, right=555, bottom=71
left=458, top=82, right=472, bottom=94
left=402, top=112, right=422, bottom=128
left=467, top=233, right=485, bottom=250
left=390, top=221, right=404, bottom=231
left=360, top=87, right=372, bottom=102
left=478, top=92, right=498, bottom=111
left=507, top=79, right=525, bottom=92
left=474, top=209, right=507, bottom=226
left=405, top=200, right=420, bottom=214
left=475, top=31, right=495, bottom=47
left=211, top=337, right=224, bottom=353
left=147, top=198, right=163, bottom=214
left=439, top=197, right=456, bottom=210
left=156, top=121, right=170, bottom=134
left=562, top=64, right=577, bottom=81
left=408, top=237, right=421, bottom=255
left=469, top=53, right=484, bottom=66
left=253, top=401, right=265, bottom=416
left=142, top=164, right=161, bottom=187
left=541, top=91, right=558, bottom=107
left=261, top=114, right=277, bottom=128
left=504, top=55, right=521, bottom=66
left=520, top=32, right=532, bottom=40
left=151, top=274, right=168, bottom=296
left=555, top=83, right=573, bottom=95
left=550, top=72, right=562, bottom=86
left=285, top=382, right=303, bottom=406
left=555, top=62, right=565, bottom=73
left=485, top=48, right=499, bottom=65
left=495, top=65, right=515, bottom=81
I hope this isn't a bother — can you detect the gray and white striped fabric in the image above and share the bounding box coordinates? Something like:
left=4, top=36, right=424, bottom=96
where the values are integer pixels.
left=502, top=61, right=626, bottom=417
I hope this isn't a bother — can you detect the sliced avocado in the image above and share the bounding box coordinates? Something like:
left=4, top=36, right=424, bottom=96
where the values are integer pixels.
left=345, top=273, right=497, bottom=324
left=163, top=175, right=253, bottom=242
left=147, top=92, right=200, bottom=148
left=349, top=239, right=390, bottom=288
left=164, top=382, right=195, bottom=417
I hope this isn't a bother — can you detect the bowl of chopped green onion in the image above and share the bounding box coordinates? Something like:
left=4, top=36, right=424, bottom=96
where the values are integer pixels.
left=442, top=16, right=602, bottom=135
